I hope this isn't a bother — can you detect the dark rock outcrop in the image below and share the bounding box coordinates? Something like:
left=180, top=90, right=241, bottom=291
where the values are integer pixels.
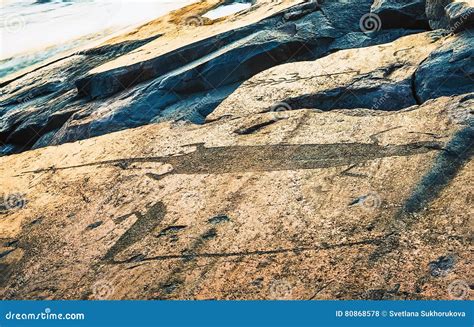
left=445, top=1, right=474, bottom=32
left=282, top=78, right=417, bottom=112
left=75, top=26, right=263, bottom=100
left=371, top=0, right=429, bottom=29
left=426, top=0, right=454, bottom=29
left=426, top=0, right=474, bottom=31
left=156, top=26, right=319, bottom=93
left=415, top=31, right=473, bottom=103
left=207, top=31, right=444, bottom=120
left=0, top=36, right=161, bottom=150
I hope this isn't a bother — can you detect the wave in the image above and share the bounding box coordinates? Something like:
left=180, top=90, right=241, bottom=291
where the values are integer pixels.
left=0, top=0, right=195, bottom=78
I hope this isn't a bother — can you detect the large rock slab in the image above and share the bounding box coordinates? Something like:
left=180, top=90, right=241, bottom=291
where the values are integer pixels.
left=371, top=0, right=429, bottom=29
left=156, top=14, right=334, bottom=93
left=0, top=0, right=472, bottom=303
left=426, top=0, right=455, bottom=29
left=445, top=1, right=474, bottom=32
left=208, top=32, right=444, bottom=121
left=0, top=94, right=471, bottom=300
left=43, top=0, right=411, bottom=147
left=0, top=0, right=432, bottom=154
left=76, top=0, right=306, bottom=100
left=0, top=1, right=305, bottom=154
left=0, top=0, right=470, bottom=160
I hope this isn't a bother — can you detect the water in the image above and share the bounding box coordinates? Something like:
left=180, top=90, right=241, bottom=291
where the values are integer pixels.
left=202, top=2, right=252, bottom=20
left=0, top=0, right=195, bottom=78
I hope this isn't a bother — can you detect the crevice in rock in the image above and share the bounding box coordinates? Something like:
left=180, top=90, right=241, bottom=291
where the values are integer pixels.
left=113, top=235, right=388, bottom=264
left=278, top=80, right=417, bottom=112
left=411, top=70, right=423, bottom=105
left=410, top=52, right=433, bottom=105
left=234, top=119, right=278, bottom=135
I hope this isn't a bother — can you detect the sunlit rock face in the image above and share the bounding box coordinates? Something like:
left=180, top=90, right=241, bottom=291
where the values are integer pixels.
left=0, top=0, right=472, bottom=300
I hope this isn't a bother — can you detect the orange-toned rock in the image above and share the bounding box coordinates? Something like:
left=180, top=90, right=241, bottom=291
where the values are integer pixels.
left=0, top=94, right=471, bottom=300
